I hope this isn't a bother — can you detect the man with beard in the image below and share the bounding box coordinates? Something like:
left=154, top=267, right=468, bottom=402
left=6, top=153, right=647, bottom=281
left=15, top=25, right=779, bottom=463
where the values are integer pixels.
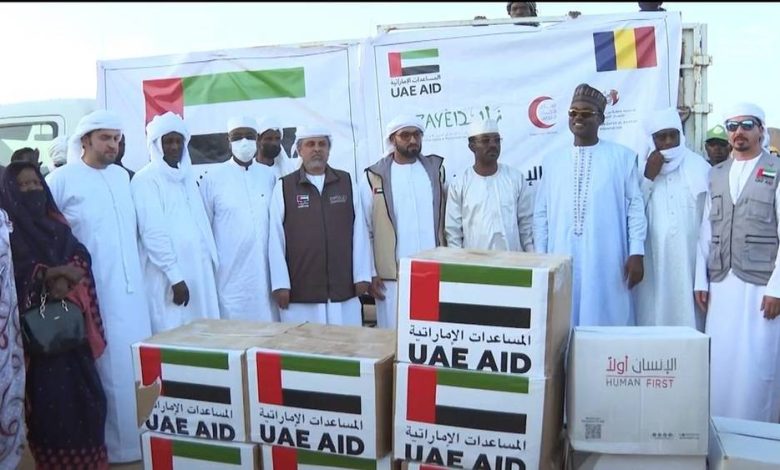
left=255, top=120, right=300, bottom=178
left=446, top=118, right=533, bottom=251
left=360, top=114, right=446, bottom=329
left=269, top=128, right=371, bottom=325
left=534, top=83, right=646, bottom=327
left=695, top=103, right=780, bottom=422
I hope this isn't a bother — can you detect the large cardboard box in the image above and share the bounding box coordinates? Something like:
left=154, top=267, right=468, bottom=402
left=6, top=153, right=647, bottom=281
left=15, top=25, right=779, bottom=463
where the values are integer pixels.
left=247, top=323, right=395, bottom=458
left=141, top=431, right=259, bottom=469
left=709, top=416, right=780, bottom=469
left=394, top=362, right=563, bottom=470
left=396, top=248, right=571, bottom=378
left=261, top=445, right=395, bottom=470
left=568, top=451, right=705, bottom=470
left=567, top=326, right=710, bottom=455
left=132, top=319, right=297, bottom=442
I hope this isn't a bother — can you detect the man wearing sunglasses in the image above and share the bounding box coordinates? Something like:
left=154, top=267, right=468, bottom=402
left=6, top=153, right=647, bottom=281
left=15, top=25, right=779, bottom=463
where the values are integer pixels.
left=634, top=108, right=710, bottom=331
left=694, top=102, right=780, bottom=423
left=534, top=83, right=646, bottom=327
left=705, top=124, right=731, bottom=166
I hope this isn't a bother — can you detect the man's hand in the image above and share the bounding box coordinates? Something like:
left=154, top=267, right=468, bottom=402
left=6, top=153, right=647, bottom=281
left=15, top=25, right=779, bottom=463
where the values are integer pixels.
left=644, top=150, right=666, bottom=181
left=761, top=295, right=780, bottom=320
left=694, top=291, right=709, bottom=313
left=172, top=281, right=190, bottom=306
left=369, top=276, right=386, bottom=301
left=273, top=289, right=290, bottom=310
left=624, top=255, right=644, bottom=289
left=567, top=11, right=581, bottom=18
left=355, top=282, right=370, bottom=297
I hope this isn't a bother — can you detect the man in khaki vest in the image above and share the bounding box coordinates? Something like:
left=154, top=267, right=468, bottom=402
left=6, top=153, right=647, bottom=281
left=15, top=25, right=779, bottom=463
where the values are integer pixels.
left=359, top=114, right=446, bottom=329
left=694, top=103, right=780, bottom=423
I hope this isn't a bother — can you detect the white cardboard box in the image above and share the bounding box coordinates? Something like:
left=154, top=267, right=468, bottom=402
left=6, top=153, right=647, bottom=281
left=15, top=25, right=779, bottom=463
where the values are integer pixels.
left=396, top=248, right=571, bottom=378
left=567, top=326, right=710, bottom=455
left=708, top=416, right=780, bottom=469
left=394, top=362, right=563, bottom=470
left=568, top=451, right=706, bottom=470
left=141, top=431, right=259, bottom=469
left=260, top=444, right=395, bottom=470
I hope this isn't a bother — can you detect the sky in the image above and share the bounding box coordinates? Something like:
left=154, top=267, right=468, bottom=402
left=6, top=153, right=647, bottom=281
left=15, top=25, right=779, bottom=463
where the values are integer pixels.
left=1, top=2, right=779, bottom=122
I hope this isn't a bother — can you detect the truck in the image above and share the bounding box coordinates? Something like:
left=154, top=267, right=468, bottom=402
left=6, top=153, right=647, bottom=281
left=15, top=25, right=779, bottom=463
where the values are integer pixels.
left=0, top=12, right=710, bottom=178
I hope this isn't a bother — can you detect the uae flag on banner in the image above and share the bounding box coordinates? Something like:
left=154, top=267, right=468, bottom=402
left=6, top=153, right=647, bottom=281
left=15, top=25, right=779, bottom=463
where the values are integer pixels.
left=139, top=345, right=234, bottom=405
left=387, top=49, right=439, bottom=77
left=142, top=67, right=306, bottom=124
left=405, top=364, right=530, bottom=434
left=148, top=434, right=252, bottom=470
left=265, top=446, right=382, bottom=470
left=255, top=352, right=363, bottom=414
left=408, top=260, right=534, bottom=328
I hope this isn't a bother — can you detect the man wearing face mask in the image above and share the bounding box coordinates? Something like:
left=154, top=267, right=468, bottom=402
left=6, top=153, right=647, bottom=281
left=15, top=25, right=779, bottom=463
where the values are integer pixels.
left=198, top=116, right=277, bottom=321
left=255, top=120, right=301, bottom=178
left=634, top=108, right=710, bottom=329
left=268, top=128, right=371, bottom=325
left=132, top=112, right=220, bottom=333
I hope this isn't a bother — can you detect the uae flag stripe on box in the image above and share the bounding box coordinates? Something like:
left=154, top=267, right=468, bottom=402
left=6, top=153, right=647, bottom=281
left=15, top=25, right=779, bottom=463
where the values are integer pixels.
left=150, top=435, right=244, bottom=469
left=270, top=446, right=377, bottom=470
left=256, top=352, right=364, bottom=414
left=406, top=365, right=529, bottom=434
left=139, top=345, right=234, bottom=404
left=410, top=260, right=534, bottom=328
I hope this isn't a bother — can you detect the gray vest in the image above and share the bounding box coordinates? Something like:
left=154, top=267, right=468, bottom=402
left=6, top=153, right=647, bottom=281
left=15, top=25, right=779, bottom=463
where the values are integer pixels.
left=707, top=151, right=780, bottom=285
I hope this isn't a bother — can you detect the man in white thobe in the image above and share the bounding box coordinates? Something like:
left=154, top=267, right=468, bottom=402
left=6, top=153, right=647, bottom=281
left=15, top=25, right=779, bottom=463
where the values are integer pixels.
left=534, top=83, right=646, bottom=327
left=255, top=119, right=301, bottom=178
left=132, top=112, right=220, bottom=333
left=46, top=110, right=152, bottom=463
left=360, top=115, right=446, bottom=329
left=269, top=128, right=371, bottom=325
left=695, top=103, right=780, bottom=423
left=446, top=118, right=533, bottom=251
left=199, top=116, right=277, bottom=321
left=635, top=108, right=710, bottom=328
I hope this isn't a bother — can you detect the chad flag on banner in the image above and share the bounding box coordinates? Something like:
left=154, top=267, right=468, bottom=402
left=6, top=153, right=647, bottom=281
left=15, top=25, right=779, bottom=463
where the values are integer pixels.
left=142, top=67, right=306, bottom=124
left=138, top=345, right=235, bottom=405
left=264, top=446, right=384, bottom=470
left=147, top=434, right=253, bottom=470
left=593, top=26, right=657, bottom=72
left=255, top=352, right=363, bottom=414
left=405, top=364, right=530, bottom=434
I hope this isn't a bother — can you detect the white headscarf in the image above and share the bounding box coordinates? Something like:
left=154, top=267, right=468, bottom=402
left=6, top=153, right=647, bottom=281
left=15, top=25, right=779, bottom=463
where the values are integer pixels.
left=67, top=110, right=124, bottom=164
left=384, top=114, right=425, bottom=156
left=468, top=118, right=500, bottom=138
left=294, top=126, right=332, bottom=151
left=49, top=135, right=68, bottom=166
left=723, top=102, right=770, bottom=152
left=644, top=107, right=708, bottom=199
left=227, top=116, right=258, bottom=133
left=256, top=119, right=281, bottom=137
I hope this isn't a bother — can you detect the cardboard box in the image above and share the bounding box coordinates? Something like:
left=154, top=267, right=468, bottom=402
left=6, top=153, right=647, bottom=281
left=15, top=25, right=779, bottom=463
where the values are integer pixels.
left=141, top=431, right=259, bottom=469
left=261, top=445, right=395, bottom=470
left=133, top=319, right=298, bottom=442
left=709, top=416, right=780, bottom=469
left=396, top=248, right=571, bottom=378
left=247, top=323, right=396, bottom=458
left=394, top=362, right=563, bottom=470
left=568, top=451, right=705, bottom=470
left=567, top=326, right=710, bottom=455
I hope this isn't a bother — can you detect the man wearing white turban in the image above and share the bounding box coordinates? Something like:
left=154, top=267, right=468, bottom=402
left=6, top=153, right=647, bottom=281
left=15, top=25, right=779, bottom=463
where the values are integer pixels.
left=46, top=109, right=152, bottom=462
left=255, top=119, right=301, bottom=178
left=268, top=128, right=371, bottom=325
left=198, top=116, right=277, bottom=321
left=445, top=118, right=534, bottom=252
left=359, top=114, right=446, bottom=329
left=634, top=108, right=710, bottom=329
left=49, top=135, right=68, bottom=169
left=132, top=112, right=220, bottom=333
left=695, top=102, right=780, bottom=423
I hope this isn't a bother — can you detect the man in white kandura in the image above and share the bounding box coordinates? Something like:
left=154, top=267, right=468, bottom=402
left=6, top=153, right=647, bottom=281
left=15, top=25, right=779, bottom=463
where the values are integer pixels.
left=255, top=119, right=300, bottom=178
left=132, top=112, right=220, bottom=333
left=269, top=127, right=371, bottom=325
left=199, top=116, right=277, bottom=321
left=46, top=110, right=152, bottom=463
left=635, top=107, right=710, bottom=328
left=695, top=102, right=780, bottom=423
left=446, top=118, right=534, bottom=251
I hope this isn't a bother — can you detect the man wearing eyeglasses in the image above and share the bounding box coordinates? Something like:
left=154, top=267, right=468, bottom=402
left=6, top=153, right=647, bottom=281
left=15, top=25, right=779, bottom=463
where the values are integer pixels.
left=445, top=118, right=533, bottom=252
left=634, top=108, right=710, bottom=330
left=534, top=83, right=646, bottom=327
left=705, top=124, right=731, bottom=166
left=694, top=103, right=780, bottom=423
left=361, top=114, right=446, bottom=329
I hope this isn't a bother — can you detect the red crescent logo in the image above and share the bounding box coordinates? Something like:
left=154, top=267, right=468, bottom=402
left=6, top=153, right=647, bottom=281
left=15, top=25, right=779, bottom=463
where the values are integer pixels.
left=529, top=96, right=554, bottom=129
